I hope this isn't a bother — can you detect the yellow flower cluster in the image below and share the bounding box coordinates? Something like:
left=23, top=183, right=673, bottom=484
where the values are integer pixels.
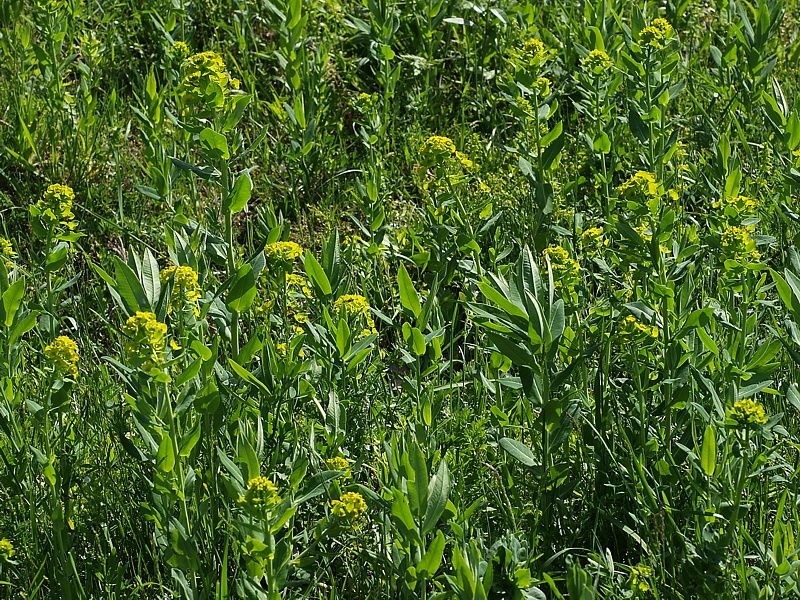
left=32, top=184, right=78, bottom=232
left=619, top=315, right=659, bottom=339
left=419, top=135, right=457, bottom=167
left=160, top=265, right=202, bottom=313
left=241, top=476, right=282, bottom=508
left=582, top=49, right=614, bottom=73
left=171, top=41, right=191, bottom=60
left=0, top=538, right=14, bottom=561
left=581, top=226, right=607, bottom=251
left=629, top=564, right=654, bottom=593
left=330, top=491, right=367, bottom=523
left=180, top=51, right=240, bottom=108
left=518, top=38, right=549, bottom=68
left=286, top=273, right=312, bottom=297
left=618, top=171, right=660, bottom=203
left=730, top=398, right=767, bottom=426
left=720, top=226, right=760, bottom=262
left=714, top=195, right=759, bottom=215
left=532, top=76, right=551, bottom=96
left=265, top=241, right=304, bottom=264
left=639, top=18, right=674, bottom=49
left=333, top=294, right=377, bottom=336
left=542, top=246, right=580, bottom=283
left=0, top=236, right=16, bottom=269
left=44, top=336, right=79, bottom=377
left=326, top=456, right=351, bottom=479
left=122, top=311, right=167, bottom=369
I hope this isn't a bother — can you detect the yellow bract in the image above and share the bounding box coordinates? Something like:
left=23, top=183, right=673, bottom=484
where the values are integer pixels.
left=241, top=476, right=282, bottom=508
left=330, top=491, right=367, bottom=523
left=122, top=311, right=168, bottom=370
left=44, top=336, right=79, bottom=377
left=265, top=241, right=304, bottom=264
left=731, top=398, right=768, bottom=426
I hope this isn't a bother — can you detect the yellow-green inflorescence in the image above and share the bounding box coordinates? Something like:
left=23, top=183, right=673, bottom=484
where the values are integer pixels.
left=638, top=18, right=674, bottom=50
left=629, top=564, right=654, bottom=593
left=241, top=476, right=282, bottom=508
left=160, top=265, right=202, bottom=314
left=581, top=49, right=614, bottom=73
left=0, top=237, right=16, bottom=269
left=419, top=135, right=457, bottom=167
left=720, top=226, right=761, bottom=262
left=731, top=398, right=768, bottom=426
left=122, top=311, right=168, bottom=370
left=180, top=50, right=239, bottom=109
left=0, top=538, right=14, bottom=561
left=265, top=241, right=304, bottom=265
left=542, top=246, right=581, bottom=286
left=44, top=336, right=79, bottom=377
left=333, top=294, right=377, bottom=336
left=619, top=315, right=659, bottom=339
left=618, top=171, right=661, bottom=204
left=31, top=183, right=78, bottom=234
left=330, top=491, right=367, bottom=523
left=326, top=456, right=352, bottom=479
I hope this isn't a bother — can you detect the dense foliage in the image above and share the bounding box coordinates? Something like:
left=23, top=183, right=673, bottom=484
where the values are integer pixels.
left=1, top=0, right=800, bottom=597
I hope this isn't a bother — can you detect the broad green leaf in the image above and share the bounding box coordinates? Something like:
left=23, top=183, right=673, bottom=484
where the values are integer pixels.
left=700, top=425, right=716, bottom=477
left=417, top=531, right=446, bottom=578
left=226, top=264, right=257, bottom=312
left=422, top=459, right=450, bottom=534
left=225, top=171, right=252, bottom=214
left=398, top=263, right=422, bottom=318
left=2, top=278, right=24, bottom=327
left=304, top=251, right=331, bottom=296
left=500, top=437, right=537, bottom=467
left=199, top=127, right=230, bottom=160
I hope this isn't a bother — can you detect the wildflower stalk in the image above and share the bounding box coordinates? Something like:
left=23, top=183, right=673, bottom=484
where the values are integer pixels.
left=221, top=161, right=240, bottom=358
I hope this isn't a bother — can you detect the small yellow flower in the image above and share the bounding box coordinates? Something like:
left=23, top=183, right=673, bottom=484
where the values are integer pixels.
left=180, top=50, right=239, bottom=109
left=619, top=315, right=659, bottom=339
left=618, top=171, right=661, bottom=203
left=44, top=336, right=79, bottom=377
left=0, top=538, right=14, bottom=561
left=161, top=265, right=202, bottom=314
left=629, top=564, right=654, bottom=593
left=326, top=456, right=352, bottom=479
left=542, top=246, right=581, bottom=286
left=171, top=41, right=191, bottom=60
left=122, top=311, right=168, bottom=370
left=730, top=398, right=768, bottom=426
left=330, top=491, right=367, bottom=523
left=532, top=76, right=551, bottom=96
left=241, top=476, right=282, bottom=508
left=720, top=226, right=760, bottom=262
left=265, top=241, right=304, bottom=264
left=582, top=49, right=614, bottom=73
left=333, top=294, right=376, bottom=336
left=639, top=18, right=674, bottom=49
left=419, top=135, right=456, bottom=167
left=713, top=195, right=759, bottom=216
left=517, top=38, right=550, bottom=68
left=0, top=236, right=16, bottom=269
left=31, top=184, right=78, bottom=233
left=286, top=273, right=312, bottom=297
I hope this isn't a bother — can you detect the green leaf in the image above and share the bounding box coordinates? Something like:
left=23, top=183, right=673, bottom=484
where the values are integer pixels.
left=700, top=425, right=716, bottom=477
left=225, top=171, right=252, bottom=214
left=304, top=251, right=332, bottom=296
left=156, top=433, right=175, bottom=472
left=411, top=326, right=427, bottom=357
left=226, top=264, right=257, bottom=313
left=422, top=459, right=450, bottom=534
left=398, top=263, right=422, bottom=318
left=500, top=437, right=537, bottom=467
left=199, top=127, right=230, bottom=160
left=2, top=278, right=25, bottom=327
left=417, top=531, right=446, bottom=578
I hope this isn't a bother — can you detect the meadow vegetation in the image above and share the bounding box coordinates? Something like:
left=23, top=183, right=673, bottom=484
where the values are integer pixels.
left=1, top=0, right=800, bottom=597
